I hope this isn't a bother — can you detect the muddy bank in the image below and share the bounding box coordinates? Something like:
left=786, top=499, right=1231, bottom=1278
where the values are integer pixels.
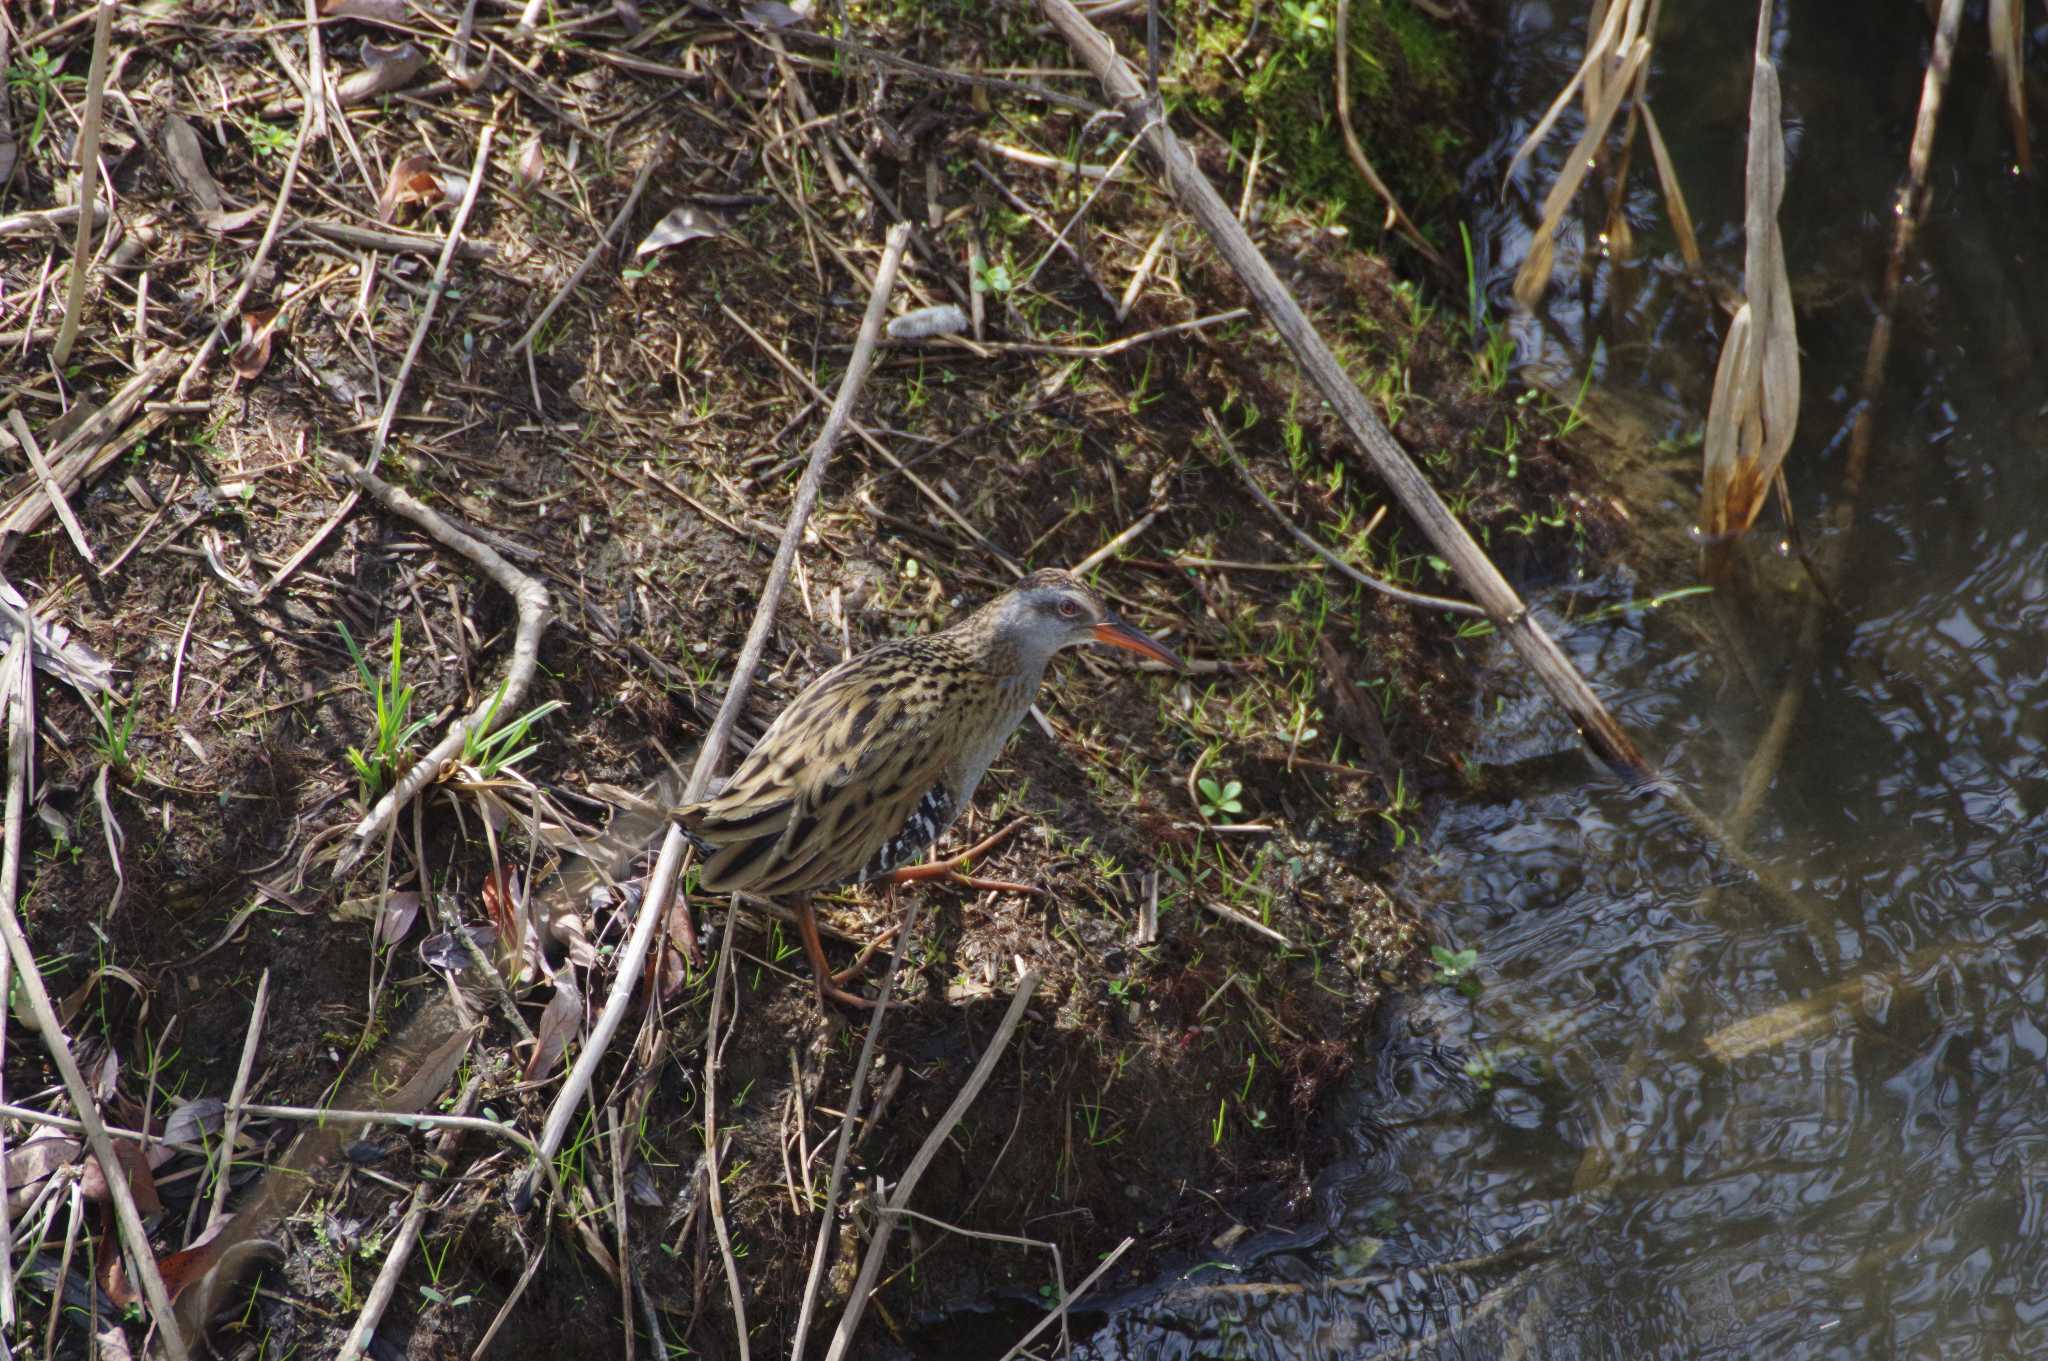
left=0, top=1, right=1646, bottom=1356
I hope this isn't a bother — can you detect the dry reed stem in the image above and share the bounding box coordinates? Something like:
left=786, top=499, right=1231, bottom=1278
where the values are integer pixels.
left=788, top=898, right=924, bottom=1359
left=52, top=0, right=116, bottom=367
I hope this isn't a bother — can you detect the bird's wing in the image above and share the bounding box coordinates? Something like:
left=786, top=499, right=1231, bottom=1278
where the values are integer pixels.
left=676, top=650, right=956, bottom=896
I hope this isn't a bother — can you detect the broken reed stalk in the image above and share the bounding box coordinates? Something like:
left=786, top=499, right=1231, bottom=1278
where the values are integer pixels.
left=822, top=969, right=1045, bottom=1361
left=519, top=222, right=913, bottom=1203
left=1037, top=0, right=1645, bottom=776
left=336, top=1186, right=430, bottom=1361
left=0, top=623, right=191, bottom=1361
left=370, top=124, right=494, bottom=465
left=1728, top=0, right=1964, bottom=844
left=1038, top=0, right=1802, bottom=904
left=52, top=0, right=116, bottom=368
left=330, top=451, right=551, bottom=875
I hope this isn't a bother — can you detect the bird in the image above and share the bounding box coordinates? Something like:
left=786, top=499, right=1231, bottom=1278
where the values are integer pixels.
left=674, top=567, right=1183, bottom=1006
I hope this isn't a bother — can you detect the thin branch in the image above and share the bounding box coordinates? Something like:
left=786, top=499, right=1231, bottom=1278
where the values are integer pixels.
left=513, top=155, right=656, bottom=356
left=207, top=968, right=269, bottom=1231
left=330, top=453, right=551, bottom=875
left=788, top=899, right=923, bottom=1359
left=1333, top=0, right=1447, bottom=269
left=336, top=1186, right=429, bottom=1361
left=701, top=918, right=751, bottom=1361
left=1209, top=410, right=1483, bottom=617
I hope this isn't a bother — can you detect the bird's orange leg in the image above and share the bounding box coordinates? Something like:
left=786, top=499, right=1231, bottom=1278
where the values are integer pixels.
left=796, top=899, right=876, bottom=1009
left=884, top=817, right=1039, bottom=895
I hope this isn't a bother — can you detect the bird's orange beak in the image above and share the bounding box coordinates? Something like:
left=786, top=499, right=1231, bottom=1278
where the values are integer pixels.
left=1092, top=617, right=1184, bottom=670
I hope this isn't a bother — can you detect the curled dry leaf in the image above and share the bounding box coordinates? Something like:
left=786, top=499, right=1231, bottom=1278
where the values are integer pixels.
left=230, top=308, right=282, bottom=382
left=514, top=134, right=545, bottom=194
left=377, top=153, right=444, bottom=222
left=524, top=977, right=583, bottom=1081
left=6, top=1133, right=83, bottom=1214
left=336, top=38, right=428, bottom=107
left=373, top=889, right=421, bottom=949
left=635, top=204, right=726, bottom=256
left=1699, top=1, right=1799, bottom=540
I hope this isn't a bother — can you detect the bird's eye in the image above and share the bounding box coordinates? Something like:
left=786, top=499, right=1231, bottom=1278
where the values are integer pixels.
left=1058, top=599, right=1081, bottom=619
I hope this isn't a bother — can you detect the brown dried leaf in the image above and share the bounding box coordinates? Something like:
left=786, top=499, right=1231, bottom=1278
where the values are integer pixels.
left=5, top=1133, right=83, bottom=1214
left=373, top=890, right=421, bottom=950
left=336, top=38, right=428, bottom=107
left=376, top=153, right=442, bottom=222
left=514, top=134, right=545, bottom=194
left=230, top=308, right=282, bottom=382
left=524, top=977, right=583, bottom=1081
left=160, top=116, right=224, bottom=215
left=1513, top=36, right=1650, bottom=308
left=80, top=1140, right=161, bottom=1217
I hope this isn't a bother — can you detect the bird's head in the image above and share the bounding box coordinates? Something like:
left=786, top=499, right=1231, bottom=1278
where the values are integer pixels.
left=989, top=568, right=1184, bottom=673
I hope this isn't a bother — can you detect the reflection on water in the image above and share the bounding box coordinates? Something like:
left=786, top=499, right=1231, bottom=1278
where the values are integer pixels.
left=1083, top=3, right=2048, bottom=1357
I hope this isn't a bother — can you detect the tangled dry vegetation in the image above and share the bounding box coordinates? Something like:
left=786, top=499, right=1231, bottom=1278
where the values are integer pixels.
left=0, top=1, right=1619, bottom=1356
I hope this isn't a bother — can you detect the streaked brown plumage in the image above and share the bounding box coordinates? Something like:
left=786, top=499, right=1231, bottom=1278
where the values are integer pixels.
left=676, top=568, right=1180, bottom=1004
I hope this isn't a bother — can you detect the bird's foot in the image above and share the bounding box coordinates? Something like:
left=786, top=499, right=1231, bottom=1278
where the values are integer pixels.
left=885, top=817, right=1039, bottom=895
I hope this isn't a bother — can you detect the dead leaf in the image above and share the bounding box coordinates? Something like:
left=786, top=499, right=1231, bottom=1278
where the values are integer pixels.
left=81, top=1140, right=161, bottom=1217
left=372, top=890, right=421, bottom=950
left=635, top=205, right=726, bottom=257
left=524, top=978, right=582, bottom=1081
left=5, top=1133, right=83, bottom=1213
left=337, top=38, right=428, bottom=107
left=318, top=0, right=411, bottom=23
left=514, top=135, right=544, bottom=194
left=162, top=1096, right=226, bottom=1147
left=376, top=153, right=444, bottom=222
left=741, top=0, right=806, bottom=27
left=230, top=308, right=282, bottom=382
left=550, top=906, right=597, bottom=969
left=160, top=116, right=224, bottom=215
left=420, top=923, right=497, bottom=972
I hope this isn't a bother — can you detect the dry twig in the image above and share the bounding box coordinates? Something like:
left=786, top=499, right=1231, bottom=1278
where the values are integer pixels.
left=330, top=453, right=552, bottom=875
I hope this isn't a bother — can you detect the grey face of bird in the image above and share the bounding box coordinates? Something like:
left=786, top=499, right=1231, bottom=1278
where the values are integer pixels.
left=994, top=570, right=1184, bottom=672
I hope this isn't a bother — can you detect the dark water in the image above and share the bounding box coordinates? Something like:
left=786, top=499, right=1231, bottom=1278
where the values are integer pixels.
left=1079, top=4, right=2048, bottom=1357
